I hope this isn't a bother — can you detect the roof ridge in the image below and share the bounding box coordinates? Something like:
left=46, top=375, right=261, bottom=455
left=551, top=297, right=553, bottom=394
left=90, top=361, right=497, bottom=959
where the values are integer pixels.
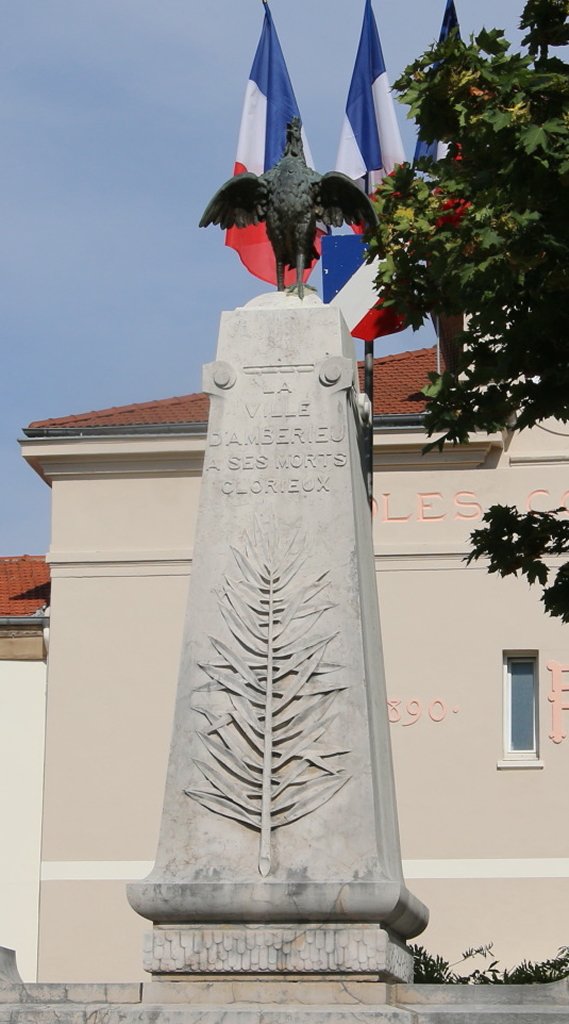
left=0, top=554, right=46, bottom=562
left=28, top=393, right=198, bottom=428
left=375, top=346, right=435, bottom=363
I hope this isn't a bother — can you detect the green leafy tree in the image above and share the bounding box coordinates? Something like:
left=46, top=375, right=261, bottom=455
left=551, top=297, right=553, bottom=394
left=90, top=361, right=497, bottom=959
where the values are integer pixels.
left=367, top=0, right=569, bottom=620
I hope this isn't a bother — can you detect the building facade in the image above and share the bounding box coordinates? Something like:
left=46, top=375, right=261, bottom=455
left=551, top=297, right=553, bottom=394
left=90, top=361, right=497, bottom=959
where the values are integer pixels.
left=0, top=557, right=49, bottom=981
left=11, top=345, right=569, bottom=982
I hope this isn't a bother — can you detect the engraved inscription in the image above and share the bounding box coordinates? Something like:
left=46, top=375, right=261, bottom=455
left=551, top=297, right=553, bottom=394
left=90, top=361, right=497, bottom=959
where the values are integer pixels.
left=211, top=426, right=347, bottom=497
left=211, top=425, right=346, bottom=446
left=243, top=363, right=314, bottom=375
left=221, top=476, right=331, bottom=496
left=210, top=364, right=348, bottom=498
left=185, top=522, right=350, bottom=877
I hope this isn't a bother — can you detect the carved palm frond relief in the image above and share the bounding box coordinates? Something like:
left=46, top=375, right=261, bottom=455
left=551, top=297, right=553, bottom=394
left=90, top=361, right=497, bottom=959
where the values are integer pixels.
left=185, top=522, right=350, bottom=876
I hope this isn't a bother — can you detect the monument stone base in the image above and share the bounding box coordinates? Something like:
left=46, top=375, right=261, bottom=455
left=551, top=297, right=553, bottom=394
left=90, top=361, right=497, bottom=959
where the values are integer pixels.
left=2, top=975, right=569, bottom=1024
left=144, top=924, right=412, bottom=980
left=3, top=944, right=569, bottom=1024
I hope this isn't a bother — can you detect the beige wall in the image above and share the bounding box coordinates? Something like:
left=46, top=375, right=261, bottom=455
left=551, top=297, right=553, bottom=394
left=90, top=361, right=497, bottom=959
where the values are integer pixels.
left=382, top=565, right=569, bottom=963
left=372, top=424, right=569, bottom=963
left=38, top=880, right=148, bottom=983
left=402, top=878, right=569, bottom=970
left=38, top=559, right=191, bottom=979
left=20, top=418, right=569, bottom=980
left=0, top=654, right=46, bottom=981
left=41, top=572, right=188, bottom=863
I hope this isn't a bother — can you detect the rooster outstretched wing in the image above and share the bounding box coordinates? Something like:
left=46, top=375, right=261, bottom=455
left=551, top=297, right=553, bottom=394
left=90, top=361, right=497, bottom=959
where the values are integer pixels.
left=316, top=172, right=377, bottom=230
left=199, top=172, right=269, bottom=230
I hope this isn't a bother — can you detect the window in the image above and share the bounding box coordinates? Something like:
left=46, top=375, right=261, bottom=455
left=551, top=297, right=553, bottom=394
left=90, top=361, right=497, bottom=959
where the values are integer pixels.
left=499, top=654, right=543, bottom=768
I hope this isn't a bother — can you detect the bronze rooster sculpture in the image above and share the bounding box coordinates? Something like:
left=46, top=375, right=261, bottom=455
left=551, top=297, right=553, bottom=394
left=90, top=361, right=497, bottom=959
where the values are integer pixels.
left=199, top=118, right=377, bottom=299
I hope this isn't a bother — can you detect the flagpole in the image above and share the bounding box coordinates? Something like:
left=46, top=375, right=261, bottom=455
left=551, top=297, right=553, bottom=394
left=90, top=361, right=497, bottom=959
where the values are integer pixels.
left=364, top=339, right=374, bottom=510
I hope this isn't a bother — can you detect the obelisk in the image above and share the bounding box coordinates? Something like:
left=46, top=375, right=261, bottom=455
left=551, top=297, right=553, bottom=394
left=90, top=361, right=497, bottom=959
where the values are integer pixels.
left=128, top=292, right=428, bottom=981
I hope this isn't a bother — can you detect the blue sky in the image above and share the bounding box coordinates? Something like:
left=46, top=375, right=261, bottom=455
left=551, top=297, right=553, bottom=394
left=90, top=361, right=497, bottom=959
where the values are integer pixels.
left=1, top=0, right=526, bottom=554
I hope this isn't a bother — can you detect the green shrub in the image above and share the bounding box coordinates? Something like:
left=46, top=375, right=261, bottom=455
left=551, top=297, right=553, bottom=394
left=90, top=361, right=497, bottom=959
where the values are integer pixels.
left=411, top=943, right=569, bottom=984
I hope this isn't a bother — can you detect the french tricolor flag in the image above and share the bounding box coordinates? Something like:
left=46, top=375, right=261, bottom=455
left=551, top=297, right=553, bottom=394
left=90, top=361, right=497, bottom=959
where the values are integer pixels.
left=329, top=0, right=405, bottom=341
left=414, top=0, right=461, bottom=163
left=336, top=0, right=405, bottom=192
left=226, top=2, right=318, bottom=287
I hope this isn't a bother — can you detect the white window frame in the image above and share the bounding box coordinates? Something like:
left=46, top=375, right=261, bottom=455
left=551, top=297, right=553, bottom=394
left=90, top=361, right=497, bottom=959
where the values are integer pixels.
left=497, top=652, right=543, bottom=770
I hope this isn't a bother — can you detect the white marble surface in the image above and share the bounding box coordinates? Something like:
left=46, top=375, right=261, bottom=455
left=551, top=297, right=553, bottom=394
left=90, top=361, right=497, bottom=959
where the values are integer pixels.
left=127, top=294, right=427, bottom=974
left=1, top=978, right=569, bottom=1024
left=144, top=925, right=412, bottom=980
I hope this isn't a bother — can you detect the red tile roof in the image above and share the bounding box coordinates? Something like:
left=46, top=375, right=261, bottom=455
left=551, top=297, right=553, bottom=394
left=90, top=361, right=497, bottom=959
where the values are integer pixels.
left=363, top=346, right=435, bottom=415
left=28, top=348, right=435, bottom=430
left=28, top=392, right=210, bottom=431
left=0, top=556, right=50, bottom=617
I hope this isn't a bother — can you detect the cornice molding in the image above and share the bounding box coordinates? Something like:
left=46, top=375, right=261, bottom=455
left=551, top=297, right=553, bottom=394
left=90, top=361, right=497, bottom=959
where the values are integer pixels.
left=509, top=452, right=569, bottom=466
left=21, top=428, right=504, bottom=483
left=374, top=442, right=499, bottom=471
left=47, top=549, right=193, bottom=577
left=20, top=435, right=206, bottom=483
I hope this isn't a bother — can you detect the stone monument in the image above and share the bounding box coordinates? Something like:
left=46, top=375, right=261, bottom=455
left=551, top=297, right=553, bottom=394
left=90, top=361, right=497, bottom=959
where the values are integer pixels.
left=3, top=292, right=569, bottom=1022
left=127, top=290, right=428, bottom=981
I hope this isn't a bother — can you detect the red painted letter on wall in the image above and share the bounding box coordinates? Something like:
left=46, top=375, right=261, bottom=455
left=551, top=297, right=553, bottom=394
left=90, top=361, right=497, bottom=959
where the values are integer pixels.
left=547, top=661, right=569, bottom=744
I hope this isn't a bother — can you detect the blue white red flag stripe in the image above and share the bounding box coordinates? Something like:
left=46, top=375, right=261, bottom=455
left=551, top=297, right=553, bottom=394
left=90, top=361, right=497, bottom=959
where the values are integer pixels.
left=414, top=0, right=461, bottom=163
left=322, top=236, right=403, bottom=343
left=226, top=3, right=317, bottom=287
left=336, top=0, right=405, bottom=192
left=330, top=0, right=405, bottom=339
